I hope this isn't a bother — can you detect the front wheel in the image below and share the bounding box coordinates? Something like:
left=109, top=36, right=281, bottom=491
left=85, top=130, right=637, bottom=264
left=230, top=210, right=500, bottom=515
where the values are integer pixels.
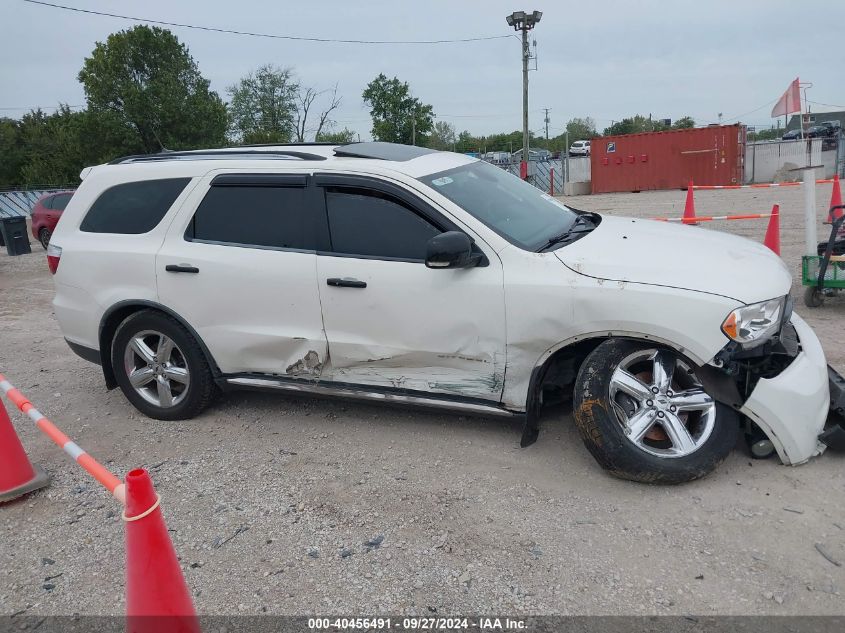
left=573, top=339, right=739, bottom=484
left=111, top=310, right=217, bottom=420
left=39, top=228, right=51, bottom=250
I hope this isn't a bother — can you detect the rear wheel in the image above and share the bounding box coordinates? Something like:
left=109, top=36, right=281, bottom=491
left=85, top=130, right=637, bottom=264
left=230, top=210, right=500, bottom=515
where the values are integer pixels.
left=111, top=310, right=216, bottom=420
left=573, top=339, right=738, bottom=484
left=39, top=228, right=51, bottom=250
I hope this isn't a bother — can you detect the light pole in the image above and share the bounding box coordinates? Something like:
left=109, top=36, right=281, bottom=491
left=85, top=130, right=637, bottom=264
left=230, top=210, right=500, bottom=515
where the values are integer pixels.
left=506, top=10, right=542, bottom=178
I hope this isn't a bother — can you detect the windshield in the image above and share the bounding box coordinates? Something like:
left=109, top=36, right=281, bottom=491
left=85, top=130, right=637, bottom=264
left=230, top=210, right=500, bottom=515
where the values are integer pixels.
left=418, top=161, right=580, bottom=251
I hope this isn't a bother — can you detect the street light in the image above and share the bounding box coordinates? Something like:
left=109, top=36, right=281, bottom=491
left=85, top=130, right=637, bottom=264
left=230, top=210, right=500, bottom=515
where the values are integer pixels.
left=506, top=10, right=542, bottom=178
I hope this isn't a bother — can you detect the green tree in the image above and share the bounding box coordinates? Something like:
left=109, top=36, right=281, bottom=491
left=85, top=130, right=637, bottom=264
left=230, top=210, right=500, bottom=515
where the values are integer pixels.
left=748, top=127, right=783, bottom=141
left=78, top=25, right=227, bottom=153
left=566, top=117, right=597, bottom=141
left=672, top=116, right=696, bottom=129
left=315, top=128, right=356, bottom=144
left=428, top=121, right=457, bottom=150
left=362, top=74, right=434, bottom=145
left=228, top=64, right=298, bottom=144
left=0, top=118, right=24, bottom=187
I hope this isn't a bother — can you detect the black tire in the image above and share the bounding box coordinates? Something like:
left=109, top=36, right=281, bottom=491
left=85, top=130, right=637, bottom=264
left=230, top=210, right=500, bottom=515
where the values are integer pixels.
left=39, top=228, right=51, bottom=250
left=803, top=286, right=824, bottom=308
left=111, top=310, right=217, bottom=420
left=573, top=339, right=739, bottom=484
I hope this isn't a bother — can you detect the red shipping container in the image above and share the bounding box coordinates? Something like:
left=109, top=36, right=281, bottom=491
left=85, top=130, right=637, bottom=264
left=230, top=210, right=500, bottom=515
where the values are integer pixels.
left=591, top=124, right=745, bottom=194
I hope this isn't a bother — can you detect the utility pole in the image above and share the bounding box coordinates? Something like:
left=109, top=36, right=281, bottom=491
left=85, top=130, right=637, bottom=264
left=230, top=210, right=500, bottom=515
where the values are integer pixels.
left=543, top=107, right=551, bottom=140
left=506, top=10, right=542, bottom=176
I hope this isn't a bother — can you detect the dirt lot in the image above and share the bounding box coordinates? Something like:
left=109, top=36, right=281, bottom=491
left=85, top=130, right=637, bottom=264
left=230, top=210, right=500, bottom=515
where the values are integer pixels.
left=1, top=186, right=843, bottom=617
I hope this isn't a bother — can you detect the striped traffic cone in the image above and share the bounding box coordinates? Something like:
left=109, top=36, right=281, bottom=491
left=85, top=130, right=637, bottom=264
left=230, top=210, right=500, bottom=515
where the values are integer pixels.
left=125, top=468, right=198, bottom=633
left=0, top=396, right=50, bottom=503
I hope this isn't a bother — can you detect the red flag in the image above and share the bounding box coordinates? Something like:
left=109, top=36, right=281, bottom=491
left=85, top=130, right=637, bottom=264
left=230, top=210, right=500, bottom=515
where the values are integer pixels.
left=771, top=78, right=801, bottom=117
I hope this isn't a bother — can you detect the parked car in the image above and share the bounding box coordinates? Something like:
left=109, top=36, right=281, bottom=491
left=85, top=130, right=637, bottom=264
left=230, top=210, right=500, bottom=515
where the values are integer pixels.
left=781, top=129, right=802, bottom=140
left=569, top=140, right=591, bottom=156
left=48, top=142, right=844, bottom=483
left=30, top=190, right=74, bottom=249
left=807, top=125, right=830, bottom=139
left=511, top=148, right=550, bottom=162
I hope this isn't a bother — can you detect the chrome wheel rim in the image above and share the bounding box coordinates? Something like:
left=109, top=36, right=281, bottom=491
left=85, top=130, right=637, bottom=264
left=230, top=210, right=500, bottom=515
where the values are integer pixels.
left=40, top=230, right=51, bottom=249
left=123, top=330, right=190, bottom=408
left=608, top=349, right=716, bottom=458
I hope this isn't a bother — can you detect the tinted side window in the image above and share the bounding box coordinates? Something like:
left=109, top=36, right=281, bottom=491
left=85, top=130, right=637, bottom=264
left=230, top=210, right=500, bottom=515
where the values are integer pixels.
left=81, top=178, right=190, bottom=234
left=41, top=196, right=54, bottom=210
left=51, top=193, right=73, bottom=211
left=188, top=185, right=315, bottom=250
left=325, top=188, right=440, bottom=260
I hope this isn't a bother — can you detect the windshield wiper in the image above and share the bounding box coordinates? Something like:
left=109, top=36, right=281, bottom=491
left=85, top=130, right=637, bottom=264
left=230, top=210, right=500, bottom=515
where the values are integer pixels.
left=537, top=214, right=598, bottom=252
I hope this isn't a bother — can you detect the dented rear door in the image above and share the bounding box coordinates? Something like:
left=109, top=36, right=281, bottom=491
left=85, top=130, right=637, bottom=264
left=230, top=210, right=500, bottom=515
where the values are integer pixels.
left=156, top=171, right=328, bottom=377
left=314, top=174, right=506, bottom=401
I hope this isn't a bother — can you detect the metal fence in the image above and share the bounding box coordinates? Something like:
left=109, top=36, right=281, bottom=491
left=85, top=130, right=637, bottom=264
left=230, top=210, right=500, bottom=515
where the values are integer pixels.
left=498, top=157, right=592, bottom=194
left=0, top=189, right=65, bottom=219
left=745, top=136, right=843, bottom=184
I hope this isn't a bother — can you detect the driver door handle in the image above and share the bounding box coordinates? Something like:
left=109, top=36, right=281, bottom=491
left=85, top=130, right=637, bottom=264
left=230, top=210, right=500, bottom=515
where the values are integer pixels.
left=327, top=277, right=367, bottom=288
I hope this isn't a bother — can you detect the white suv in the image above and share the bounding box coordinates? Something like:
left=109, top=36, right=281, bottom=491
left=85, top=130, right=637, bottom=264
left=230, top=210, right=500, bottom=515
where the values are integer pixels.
left=49, top=142, right=844, bottom=483
left=569, top=140, right=591, bottom=156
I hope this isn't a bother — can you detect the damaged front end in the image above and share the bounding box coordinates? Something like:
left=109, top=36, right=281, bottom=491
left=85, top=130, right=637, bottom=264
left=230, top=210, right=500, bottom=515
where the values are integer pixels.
left=709, top=309, right=844, bottom=464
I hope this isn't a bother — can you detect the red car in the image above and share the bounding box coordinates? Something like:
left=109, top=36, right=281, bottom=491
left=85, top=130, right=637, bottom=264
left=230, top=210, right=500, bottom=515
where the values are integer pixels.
left=31, top=191, right=74, bottom=249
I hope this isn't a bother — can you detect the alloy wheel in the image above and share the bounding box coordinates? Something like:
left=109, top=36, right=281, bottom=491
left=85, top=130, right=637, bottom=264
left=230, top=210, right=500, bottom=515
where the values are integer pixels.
left=608, top=349, right=716, bottom=458
left=123, top=330, right=190, bottom=408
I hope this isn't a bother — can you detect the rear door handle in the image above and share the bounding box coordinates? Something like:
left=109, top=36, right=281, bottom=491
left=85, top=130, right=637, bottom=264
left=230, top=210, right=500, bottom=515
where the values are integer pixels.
left=165, top=264, right=200, bottom=273
left=326, top=277, right=366, bottom=288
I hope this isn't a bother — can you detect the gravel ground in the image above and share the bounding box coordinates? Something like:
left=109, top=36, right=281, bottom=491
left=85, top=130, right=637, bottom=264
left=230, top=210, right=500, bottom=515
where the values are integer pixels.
left=0, top=186, right=843, bottom=617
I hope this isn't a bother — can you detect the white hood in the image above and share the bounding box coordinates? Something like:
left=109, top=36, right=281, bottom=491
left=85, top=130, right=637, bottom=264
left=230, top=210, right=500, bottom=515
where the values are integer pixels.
left=554, top=215, right=792, bottom=304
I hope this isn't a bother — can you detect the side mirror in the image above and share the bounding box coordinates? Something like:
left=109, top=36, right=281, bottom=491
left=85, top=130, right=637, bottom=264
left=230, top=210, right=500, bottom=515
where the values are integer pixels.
left=425, top=231, right=481, bottom=269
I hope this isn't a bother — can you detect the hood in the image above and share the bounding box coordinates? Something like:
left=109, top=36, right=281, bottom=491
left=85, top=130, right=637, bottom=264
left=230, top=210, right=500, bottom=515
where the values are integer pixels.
left=554, top=215, right=791, bottom=304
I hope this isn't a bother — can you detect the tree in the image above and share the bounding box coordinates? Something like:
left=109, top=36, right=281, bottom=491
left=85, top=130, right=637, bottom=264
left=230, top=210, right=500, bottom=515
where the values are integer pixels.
left=428, top=121, right=456, bottom=150
left=566, top=117, right=597, bottom=141
left=228, top=64, right=298, bottom=144
left=315, top=128, right=356, bottom=144
left=672, top=116, right=695, bottom=129
left=294, top=84, right=342, bottom=142
left=0, top=118, right=24, bottom=187
left=362, top=74, right=434, bottom=145
left=748, top=127, right=783, bottom=141
left=78, top=25, right=227, bottom=153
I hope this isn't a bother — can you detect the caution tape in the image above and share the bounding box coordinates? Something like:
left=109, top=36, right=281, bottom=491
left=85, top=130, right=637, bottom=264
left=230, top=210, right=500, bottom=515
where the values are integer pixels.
left=0, top=373, right=125, bottom=503
left=693, top=179, right=834, bottom=190
left=652, top=213, right=774, bottom=223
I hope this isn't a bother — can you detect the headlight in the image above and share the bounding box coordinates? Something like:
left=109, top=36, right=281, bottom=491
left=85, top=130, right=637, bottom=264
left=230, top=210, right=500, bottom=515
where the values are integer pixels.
left=721, top=297, right=785, bottom=348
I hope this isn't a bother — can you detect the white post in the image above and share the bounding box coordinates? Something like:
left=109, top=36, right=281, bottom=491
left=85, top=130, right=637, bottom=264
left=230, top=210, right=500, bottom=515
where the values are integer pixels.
left=803, top=166, right=817, bottom=256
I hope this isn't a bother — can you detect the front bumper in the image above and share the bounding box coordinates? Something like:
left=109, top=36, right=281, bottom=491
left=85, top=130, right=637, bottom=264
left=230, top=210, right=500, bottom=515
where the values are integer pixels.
left=739, top=313, right=831, bottom=464
left=820, top=366, right=845, bottom=450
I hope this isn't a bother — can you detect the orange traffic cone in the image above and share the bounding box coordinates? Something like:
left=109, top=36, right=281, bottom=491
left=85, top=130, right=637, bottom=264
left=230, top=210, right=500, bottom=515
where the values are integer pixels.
left=124, top=468, right=198, bottom=633
left=826, top=174, right=843, bottom=224
left=683, top=180, right=697, bottom=224
left=0, top=397, right=50, bottom=503
left=764, top=204, right=781, bottom=256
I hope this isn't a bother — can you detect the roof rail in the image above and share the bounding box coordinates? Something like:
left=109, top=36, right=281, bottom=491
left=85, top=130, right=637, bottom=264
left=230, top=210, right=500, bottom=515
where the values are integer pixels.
left=108, top=149, right=327, bottom=165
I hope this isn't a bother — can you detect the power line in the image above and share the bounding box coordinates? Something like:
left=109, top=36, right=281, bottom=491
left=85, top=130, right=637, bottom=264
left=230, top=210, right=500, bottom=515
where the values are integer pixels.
left=22, top=0, right=512, bottom=45
left=807, top=99, right=845, bottom=110
left=722, top=99, right=779, bottom=123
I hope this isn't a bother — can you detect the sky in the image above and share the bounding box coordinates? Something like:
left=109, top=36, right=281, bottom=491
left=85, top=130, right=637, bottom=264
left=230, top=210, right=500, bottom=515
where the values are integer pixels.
left=2, top=0, right=844, bottom=141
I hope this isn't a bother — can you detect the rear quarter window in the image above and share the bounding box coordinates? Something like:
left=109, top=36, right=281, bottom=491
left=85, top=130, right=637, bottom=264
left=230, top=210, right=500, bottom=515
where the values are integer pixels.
left=51, top=193, right=73, bottom=211
left=80, top=178, right=191, bottom=234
